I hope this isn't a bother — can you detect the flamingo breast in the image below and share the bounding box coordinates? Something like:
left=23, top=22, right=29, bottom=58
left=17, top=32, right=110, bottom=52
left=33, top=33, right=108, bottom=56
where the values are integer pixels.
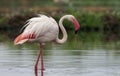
left=36, top=29, right=58, bottom=43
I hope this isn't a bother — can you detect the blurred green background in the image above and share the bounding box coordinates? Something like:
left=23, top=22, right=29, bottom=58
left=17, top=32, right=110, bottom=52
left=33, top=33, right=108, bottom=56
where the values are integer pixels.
left=0, top=0, right=120, bottom=49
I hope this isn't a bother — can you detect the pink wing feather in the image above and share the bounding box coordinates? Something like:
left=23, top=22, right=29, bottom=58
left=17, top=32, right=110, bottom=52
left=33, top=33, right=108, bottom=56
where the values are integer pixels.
left=14, top=33, right=35, bottom=45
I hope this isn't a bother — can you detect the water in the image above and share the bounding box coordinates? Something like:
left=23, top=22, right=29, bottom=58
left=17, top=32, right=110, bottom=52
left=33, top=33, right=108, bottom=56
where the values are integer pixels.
left=0, top=41, right=120, bottom=76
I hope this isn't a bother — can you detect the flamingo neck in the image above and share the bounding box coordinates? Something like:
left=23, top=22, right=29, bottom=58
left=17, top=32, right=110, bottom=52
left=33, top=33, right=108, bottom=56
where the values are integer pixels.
left=56, top=16, right=68, bottom=44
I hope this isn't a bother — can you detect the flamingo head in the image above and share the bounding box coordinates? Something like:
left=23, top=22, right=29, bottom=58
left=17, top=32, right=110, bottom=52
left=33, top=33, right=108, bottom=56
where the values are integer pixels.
left=67, top=15, right=80, bottom=34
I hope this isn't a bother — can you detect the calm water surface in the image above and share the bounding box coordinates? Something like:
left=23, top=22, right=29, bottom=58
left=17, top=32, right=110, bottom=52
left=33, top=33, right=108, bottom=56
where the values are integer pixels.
left=0, top=41, right=120, bottom=76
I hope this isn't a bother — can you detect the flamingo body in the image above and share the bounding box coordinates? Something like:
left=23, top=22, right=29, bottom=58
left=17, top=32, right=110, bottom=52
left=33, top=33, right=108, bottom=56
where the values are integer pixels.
left=14, top=14, right=80, bottom=76
left=15, top=15, right=59, bottom=45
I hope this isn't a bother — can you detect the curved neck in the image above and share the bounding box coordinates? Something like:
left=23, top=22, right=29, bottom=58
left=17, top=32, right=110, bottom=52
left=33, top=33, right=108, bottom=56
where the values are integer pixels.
left=55, top=16, right=68, bottom=44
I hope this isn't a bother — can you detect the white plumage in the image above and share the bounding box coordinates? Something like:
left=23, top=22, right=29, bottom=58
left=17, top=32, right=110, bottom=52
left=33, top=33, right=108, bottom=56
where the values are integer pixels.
left=14, top=14, right=80, bottom=45
left=21, top=15, right=59, bottom=43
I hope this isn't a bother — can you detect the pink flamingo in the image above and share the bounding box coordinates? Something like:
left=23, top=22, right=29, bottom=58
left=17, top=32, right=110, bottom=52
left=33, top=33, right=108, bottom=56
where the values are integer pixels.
left=14, top=14, right=80, bottom=76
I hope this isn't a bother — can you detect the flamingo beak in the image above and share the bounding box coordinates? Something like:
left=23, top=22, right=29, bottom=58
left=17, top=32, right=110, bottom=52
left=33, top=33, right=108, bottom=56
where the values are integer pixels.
left=72, top=18, right=80, bottom=34
left=75, top=30, right=79, bottom=34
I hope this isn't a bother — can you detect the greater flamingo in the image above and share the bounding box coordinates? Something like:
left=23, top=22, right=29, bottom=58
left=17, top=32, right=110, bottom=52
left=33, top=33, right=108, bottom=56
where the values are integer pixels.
left=14, top=14, right=80, bottom=76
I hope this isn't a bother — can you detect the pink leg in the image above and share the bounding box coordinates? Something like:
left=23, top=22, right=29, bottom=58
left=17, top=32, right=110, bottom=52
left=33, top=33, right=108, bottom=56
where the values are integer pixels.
left=40, top=44, right=45, bottom=76
left=34, top=44, right=45, bottom=76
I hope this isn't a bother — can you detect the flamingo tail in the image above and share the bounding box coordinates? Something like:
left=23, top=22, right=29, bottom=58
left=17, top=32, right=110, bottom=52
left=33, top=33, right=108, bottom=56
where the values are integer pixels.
left=14, top=33, right=35, bottom=45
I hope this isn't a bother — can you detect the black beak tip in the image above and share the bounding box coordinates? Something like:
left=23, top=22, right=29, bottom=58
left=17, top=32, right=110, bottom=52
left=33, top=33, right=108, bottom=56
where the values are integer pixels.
left=75, top=30, right=79, bottom=34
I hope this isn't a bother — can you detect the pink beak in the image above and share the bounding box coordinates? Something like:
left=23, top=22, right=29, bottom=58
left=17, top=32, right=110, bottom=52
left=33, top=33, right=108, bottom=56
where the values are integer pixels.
left=73, top=18, right=80, bottom=34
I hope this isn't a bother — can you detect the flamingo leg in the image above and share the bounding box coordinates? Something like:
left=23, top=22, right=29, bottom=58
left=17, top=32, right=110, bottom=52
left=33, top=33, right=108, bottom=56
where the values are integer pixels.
left=34, top=44, right=45, bottom=76
left=40, top=44, right=45, bottom=76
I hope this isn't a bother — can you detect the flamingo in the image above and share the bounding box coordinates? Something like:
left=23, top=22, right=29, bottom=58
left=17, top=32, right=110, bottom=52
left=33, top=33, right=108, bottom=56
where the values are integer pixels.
left=14, top=14, right=80, bottom=76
